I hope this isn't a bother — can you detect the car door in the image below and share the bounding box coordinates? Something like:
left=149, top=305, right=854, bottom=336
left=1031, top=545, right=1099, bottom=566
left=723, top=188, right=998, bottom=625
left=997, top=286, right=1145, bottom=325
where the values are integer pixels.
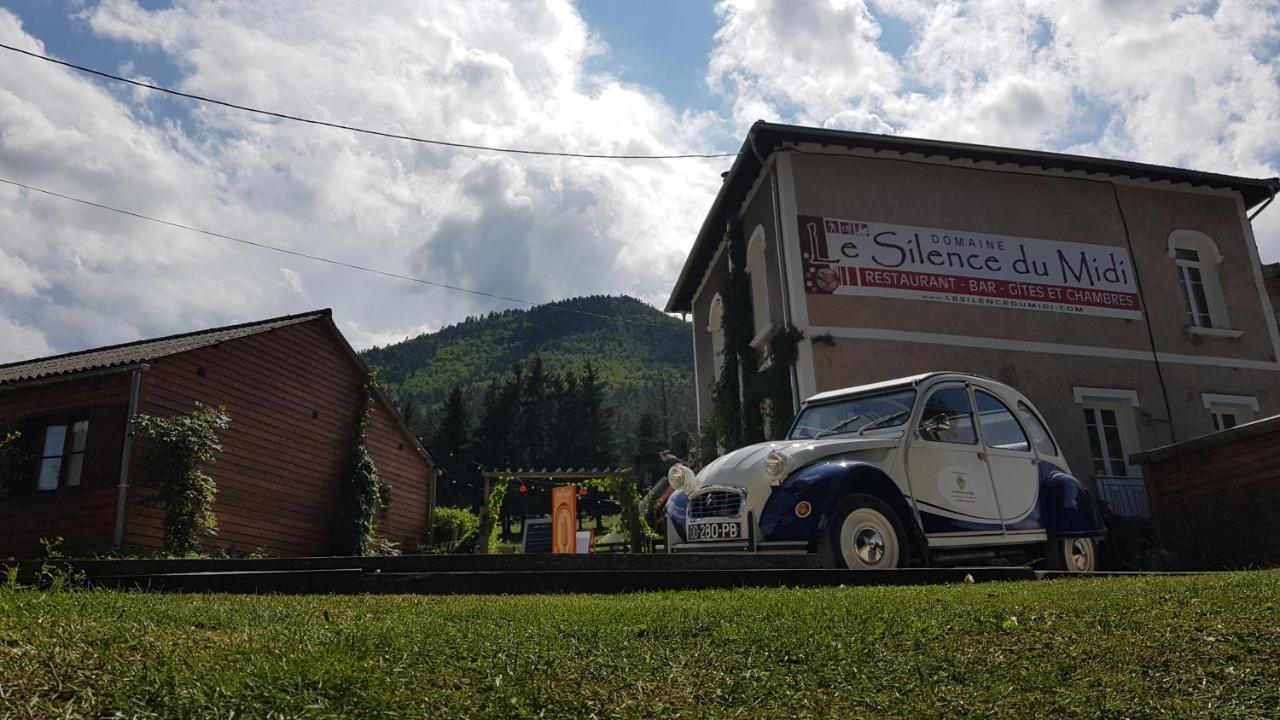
left=906, top=383, right=1004, bottom=539
left=972, top=388, right=1040, bottom=529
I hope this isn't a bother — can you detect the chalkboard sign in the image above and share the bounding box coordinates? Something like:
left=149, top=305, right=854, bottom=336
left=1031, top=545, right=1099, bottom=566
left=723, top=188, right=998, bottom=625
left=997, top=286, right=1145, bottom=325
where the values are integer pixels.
left=522, top=519, right=553, bottom=554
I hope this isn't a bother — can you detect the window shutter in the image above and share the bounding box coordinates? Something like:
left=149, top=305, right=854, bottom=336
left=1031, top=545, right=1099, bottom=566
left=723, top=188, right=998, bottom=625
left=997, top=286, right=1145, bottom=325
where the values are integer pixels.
left=83, top=404, right=128, bottom=488
left=3, top=419, right=43, bottom=497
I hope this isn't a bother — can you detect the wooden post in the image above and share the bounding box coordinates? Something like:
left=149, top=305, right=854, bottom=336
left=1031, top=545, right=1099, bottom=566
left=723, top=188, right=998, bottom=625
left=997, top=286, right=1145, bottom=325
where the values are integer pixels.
left=477, top=473, right=492, bottom=555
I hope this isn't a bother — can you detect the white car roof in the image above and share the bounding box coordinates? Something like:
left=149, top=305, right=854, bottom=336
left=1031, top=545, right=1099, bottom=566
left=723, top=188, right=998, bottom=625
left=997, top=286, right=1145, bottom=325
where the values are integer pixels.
left=804, top=371, right=1004, bottom=405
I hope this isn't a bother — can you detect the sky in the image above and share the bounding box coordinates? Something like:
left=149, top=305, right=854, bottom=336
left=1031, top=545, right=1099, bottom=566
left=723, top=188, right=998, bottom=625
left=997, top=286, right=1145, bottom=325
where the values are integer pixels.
left=1, top=0, right=1278, bottom=362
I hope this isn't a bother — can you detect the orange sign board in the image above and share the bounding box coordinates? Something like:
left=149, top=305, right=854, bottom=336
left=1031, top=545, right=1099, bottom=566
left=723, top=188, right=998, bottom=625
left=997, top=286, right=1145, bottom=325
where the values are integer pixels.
left=551, top=485, right=578, bottom=554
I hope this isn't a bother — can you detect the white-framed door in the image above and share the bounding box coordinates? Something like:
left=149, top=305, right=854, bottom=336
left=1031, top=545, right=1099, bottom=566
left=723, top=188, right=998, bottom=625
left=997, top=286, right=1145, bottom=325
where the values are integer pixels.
left=906, top=383, right=1004, bottom=540
left=971, top=387, right=1040, bottom=528
left=1074, top=387, right=1147, bottom=520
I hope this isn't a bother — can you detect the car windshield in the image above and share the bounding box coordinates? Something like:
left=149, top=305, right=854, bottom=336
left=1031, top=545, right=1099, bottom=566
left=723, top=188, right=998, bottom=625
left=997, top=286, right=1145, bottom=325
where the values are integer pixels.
left=789, top=388, right=918, bottom=440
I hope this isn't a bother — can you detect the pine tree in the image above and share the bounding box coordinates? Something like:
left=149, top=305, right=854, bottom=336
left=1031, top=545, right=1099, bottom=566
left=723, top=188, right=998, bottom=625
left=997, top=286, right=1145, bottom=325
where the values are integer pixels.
left=516, top=357, right=550, bottom=468
left=579, top=361, right=615, bottom=468
left=429, top=387, right=471, bottom=508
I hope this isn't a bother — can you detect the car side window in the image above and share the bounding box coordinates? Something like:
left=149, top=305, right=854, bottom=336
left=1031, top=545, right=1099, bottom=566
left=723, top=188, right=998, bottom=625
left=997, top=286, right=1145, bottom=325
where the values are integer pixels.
left=975, top=390, right=1030, bottom=452
left=916, top=386, right=977, bottom=444
left=1016, top=402, right=1058, bottom=456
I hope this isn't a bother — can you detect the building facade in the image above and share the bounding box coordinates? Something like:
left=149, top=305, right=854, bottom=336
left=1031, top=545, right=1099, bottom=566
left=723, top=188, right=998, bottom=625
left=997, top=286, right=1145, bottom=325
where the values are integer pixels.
left=669, top=122, right=1280, bottom=521
left=0, top=310, right=434, bottom=557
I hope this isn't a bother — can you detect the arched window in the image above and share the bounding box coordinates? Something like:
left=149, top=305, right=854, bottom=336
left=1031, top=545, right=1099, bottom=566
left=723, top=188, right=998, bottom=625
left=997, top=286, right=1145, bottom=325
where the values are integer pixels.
left=1168, top=230, right=1232, bottom=332
left=708, top=293, right=726, bottom=378
left=745, top=226, right=771, bottom=346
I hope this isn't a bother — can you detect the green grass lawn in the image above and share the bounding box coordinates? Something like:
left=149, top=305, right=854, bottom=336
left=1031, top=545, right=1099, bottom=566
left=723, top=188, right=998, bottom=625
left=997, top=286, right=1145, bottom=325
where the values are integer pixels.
left=2, top=572, right=1278, bottom=719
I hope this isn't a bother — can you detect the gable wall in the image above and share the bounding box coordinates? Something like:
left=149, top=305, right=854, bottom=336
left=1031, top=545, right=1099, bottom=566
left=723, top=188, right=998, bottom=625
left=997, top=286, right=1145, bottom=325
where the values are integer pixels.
left=124, top=319, right=432, bottom=556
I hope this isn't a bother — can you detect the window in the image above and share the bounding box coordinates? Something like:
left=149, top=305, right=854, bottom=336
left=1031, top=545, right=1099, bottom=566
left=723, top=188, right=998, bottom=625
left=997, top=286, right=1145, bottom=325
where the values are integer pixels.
left=1016, top=402, right=1058, bottom=456
left=1073, top=387, right=1142, bottom=480
left=917, top=386, right=977, bottom=444
left=1082, top=408, right=1127, bottom=477
left=1212, top=411, right=1238, bottom=431
left=36, top=420, right=89, bottom=491
left=790, top=389, right=916, bottom=440
left=1168, top=230, right=1233, bottom=333
left=746, top=226, right=773, bottom=346
left=708, top=293, right=726, bottom=379
left=1201, top=393, right=1258, bottom=433
left=1174, top=248, right=1212, bottom=327
left=974, top=391, right=1030, bottom=452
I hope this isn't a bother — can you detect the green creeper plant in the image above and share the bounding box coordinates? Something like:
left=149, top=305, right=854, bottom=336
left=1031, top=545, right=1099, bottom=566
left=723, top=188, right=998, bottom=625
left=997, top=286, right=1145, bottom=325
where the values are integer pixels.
left=132, top=404, right=230, bottom=556
left=330, top=372, right=392, bottom=556
left=708, top=223, right=805, bottom=454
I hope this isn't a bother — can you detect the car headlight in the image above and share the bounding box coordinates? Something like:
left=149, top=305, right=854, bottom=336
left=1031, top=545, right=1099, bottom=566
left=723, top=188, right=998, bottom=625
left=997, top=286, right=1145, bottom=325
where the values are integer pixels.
left=667, top=463, right=695, bottom=490
left=764, top=450, right=789, bottom=483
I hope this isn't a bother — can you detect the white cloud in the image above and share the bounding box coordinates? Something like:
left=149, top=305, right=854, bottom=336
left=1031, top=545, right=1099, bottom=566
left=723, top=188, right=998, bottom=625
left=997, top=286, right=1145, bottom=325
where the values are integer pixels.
left=0, top=1, right=727, bottom=360
left=1, top=0, right=1277, bottom=364
left=0, top=316, right=53, bottom=363
left=707, top=0, right=1280, bottom=255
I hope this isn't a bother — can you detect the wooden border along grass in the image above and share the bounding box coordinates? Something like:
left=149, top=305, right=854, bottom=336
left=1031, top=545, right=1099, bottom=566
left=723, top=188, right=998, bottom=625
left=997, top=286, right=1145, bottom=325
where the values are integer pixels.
left=2, top=571, right=1278, bottom=718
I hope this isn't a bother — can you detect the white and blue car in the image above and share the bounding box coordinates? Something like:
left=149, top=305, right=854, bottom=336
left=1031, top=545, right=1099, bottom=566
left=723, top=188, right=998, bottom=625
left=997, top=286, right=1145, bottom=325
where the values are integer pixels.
left=666, top=372, right=1105, bottom=571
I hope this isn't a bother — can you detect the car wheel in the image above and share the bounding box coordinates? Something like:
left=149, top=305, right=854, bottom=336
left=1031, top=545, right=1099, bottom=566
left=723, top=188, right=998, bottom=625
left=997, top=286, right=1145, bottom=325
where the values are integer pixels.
left=819, top=494, right=908, bottom=570
left=1045, top=536, right=1097, bottom=572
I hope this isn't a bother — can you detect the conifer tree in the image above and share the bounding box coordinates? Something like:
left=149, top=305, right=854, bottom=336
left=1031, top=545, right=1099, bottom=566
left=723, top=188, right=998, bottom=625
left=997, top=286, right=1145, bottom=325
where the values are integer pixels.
left=579, top=361, right=614, bottom=468
left=429, top=387, right=471, bottom=508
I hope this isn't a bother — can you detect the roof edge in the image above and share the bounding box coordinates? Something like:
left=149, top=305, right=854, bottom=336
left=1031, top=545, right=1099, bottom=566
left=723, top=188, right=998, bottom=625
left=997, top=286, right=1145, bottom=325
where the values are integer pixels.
left=0, top=308, right=333, bottom=376
left=667, top=120, right=1280, bottom=314
left=1131, top=413, right=1280, bottom=465
left=317, top=316, right=434, bottom=466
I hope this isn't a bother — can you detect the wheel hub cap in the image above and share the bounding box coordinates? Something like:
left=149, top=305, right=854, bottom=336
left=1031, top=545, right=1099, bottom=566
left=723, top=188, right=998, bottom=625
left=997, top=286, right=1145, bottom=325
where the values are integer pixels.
left=1069, top=539, right=1091, bottom=571
left=854, top=527, right=885, bottom=564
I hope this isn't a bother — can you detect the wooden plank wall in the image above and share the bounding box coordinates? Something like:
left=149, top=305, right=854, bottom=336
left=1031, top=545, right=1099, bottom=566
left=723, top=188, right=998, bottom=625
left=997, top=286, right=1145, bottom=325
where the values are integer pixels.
left=0, top=374, right=131, bottom=557
left=1146, top=426, right=1280, bottom=568
left=125, top=319, right=432, bottom=556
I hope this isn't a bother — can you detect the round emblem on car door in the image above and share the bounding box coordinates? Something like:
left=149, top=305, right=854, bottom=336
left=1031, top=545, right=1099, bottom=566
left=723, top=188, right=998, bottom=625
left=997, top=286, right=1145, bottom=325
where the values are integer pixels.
left=937, top=466, right=983, bottom=510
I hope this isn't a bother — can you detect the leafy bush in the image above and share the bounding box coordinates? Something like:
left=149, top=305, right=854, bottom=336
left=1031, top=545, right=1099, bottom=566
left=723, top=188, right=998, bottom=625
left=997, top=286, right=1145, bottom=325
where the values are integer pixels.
left=431, top=506, right=480, bottom=553
left=132, top=405, right=230, bottom=556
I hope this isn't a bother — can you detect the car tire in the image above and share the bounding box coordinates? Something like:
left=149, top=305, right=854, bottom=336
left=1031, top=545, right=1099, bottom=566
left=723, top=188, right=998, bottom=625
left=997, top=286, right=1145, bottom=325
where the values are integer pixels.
left=818, top=494, right=908, bottom=570
left=1045, top=536, right=1097, bottom=572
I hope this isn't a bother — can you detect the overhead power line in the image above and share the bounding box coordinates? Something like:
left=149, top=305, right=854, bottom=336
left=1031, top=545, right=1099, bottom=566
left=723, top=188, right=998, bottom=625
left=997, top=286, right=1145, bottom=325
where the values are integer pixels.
left=0, top=176, right=679, bottom=329
left=0, top=42, right=739, bottom=161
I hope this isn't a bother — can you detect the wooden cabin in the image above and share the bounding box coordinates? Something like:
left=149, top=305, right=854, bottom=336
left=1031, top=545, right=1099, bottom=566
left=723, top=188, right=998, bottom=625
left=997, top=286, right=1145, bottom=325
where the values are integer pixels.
left=0, top=309, right=433, bottom=557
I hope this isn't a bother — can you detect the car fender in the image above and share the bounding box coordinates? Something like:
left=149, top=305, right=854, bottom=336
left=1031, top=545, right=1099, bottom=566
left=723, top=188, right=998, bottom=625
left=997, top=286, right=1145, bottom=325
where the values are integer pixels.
left=665, top=489, right=689, bottom=543
left=1036, top=463, right=1106, bottom=539
left=759, top=460, right=919, bottom=545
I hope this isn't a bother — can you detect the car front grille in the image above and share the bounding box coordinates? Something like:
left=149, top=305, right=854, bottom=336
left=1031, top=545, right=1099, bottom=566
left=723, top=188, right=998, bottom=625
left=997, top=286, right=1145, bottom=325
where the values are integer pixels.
left=689, top=489, right=743, bottom=519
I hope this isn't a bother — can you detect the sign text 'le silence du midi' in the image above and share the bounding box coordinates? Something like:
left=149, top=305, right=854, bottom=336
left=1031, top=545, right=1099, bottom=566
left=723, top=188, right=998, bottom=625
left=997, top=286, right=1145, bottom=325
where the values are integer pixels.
left=798, top=216, right=1143, bottom=320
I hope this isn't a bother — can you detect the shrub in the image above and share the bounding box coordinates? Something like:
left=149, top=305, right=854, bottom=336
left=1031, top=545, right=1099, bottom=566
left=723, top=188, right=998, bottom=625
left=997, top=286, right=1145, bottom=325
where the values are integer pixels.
left=432, top=506, right=480, bottom=553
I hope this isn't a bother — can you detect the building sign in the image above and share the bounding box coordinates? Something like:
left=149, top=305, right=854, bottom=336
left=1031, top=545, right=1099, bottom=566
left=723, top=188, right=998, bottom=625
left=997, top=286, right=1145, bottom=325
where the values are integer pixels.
left=798, top=216, right=1143, bottom=319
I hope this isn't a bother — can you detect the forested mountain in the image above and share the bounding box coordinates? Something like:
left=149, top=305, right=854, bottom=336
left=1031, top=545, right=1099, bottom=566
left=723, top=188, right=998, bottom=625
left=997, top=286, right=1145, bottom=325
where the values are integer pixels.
left=359, top=295, right=696, bottom=456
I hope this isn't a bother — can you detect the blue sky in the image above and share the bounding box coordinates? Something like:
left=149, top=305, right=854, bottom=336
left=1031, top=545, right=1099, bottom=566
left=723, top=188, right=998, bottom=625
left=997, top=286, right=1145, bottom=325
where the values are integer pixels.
left=0, top=0, right=1277, bottom=359
left=576, top=0, right=722, bottom=112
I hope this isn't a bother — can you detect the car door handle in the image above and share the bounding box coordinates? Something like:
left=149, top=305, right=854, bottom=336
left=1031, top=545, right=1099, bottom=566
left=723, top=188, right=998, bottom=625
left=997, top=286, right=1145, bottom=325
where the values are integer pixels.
left=977, top=452, right=986, bottom=461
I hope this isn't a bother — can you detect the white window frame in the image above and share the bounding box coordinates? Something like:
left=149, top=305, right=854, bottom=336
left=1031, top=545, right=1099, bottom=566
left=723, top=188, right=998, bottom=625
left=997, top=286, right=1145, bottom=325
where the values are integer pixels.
left=1167, top=230, right=1239, bottom=336
left=746, top=225, right=775, bottom=348
left=1072, top=387, right=1143, bottom=479
left=1200, top=393, right=1259, bottom=432
left=708, top=293, right=726, bottom=379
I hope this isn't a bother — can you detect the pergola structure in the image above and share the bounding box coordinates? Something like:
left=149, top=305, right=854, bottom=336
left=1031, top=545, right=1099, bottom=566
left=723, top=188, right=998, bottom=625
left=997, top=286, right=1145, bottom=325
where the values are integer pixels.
left=478, top=467, right=633, bottom=554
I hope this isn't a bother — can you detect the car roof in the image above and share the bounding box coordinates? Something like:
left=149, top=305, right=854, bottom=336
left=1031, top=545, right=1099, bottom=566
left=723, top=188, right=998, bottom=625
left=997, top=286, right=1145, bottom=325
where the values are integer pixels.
left=802, top=371, right=1007, bottom=405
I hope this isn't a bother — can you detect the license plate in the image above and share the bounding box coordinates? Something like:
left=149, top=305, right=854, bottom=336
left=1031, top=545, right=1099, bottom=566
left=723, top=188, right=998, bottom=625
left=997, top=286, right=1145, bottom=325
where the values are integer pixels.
left=688, top=521, right=741, bottom=541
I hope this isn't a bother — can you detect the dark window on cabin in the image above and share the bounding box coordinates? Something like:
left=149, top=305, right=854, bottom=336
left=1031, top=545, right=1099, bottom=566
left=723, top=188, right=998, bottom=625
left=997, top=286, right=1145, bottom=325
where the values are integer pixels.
left=36, top=420, right=90, bottom=491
